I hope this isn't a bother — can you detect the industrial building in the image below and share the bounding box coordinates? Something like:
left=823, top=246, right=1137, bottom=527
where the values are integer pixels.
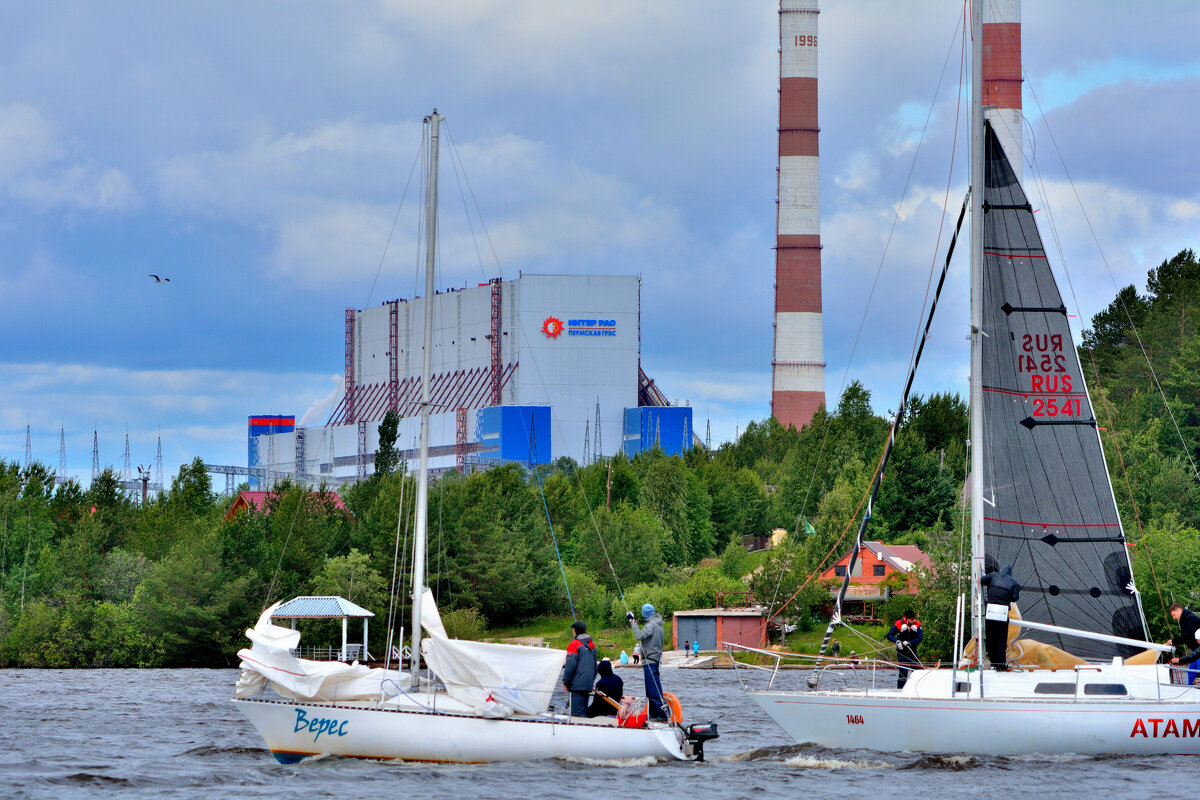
left=248, top=273, right=690, bottom=485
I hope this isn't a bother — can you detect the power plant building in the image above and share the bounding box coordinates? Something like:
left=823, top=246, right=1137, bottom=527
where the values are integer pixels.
left=249, top=273, right=684, bottom=483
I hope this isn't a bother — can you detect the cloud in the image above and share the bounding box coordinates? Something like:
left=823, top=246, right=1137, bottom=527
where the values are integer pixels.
left=0, top=363, right=333, bottom=480
left=0, top=103, right=139, bottom=211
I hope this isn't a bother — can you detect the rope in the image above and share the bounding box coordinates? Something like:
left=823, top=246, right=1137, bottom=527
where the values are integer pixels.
left=530, top=464, right=577, bottom=619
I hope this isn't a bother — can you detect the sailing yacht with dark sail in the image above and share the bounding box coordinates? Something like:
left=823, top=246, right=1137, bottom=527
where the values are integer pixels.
left=746, top=4, right=1200, bottom=755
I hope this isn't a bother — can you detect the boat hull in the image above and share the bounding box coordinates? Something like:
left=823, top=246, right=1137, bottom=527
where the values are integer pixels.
left=751, top=675, right=1200, bottom=755
left=234, top=698, right=690, bottom=763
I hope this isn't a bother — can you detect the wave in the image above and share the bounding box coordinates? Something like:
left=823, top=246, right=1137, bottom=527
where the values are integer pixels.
left=786, top=755, right=893, bottom=770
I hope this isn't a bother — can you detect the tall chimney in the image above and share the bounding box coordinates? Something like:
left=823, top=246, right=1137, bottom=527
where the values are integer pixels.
left=983, top=0, right=1022, bottom=172
left=772, top=0, right=825, bottom=430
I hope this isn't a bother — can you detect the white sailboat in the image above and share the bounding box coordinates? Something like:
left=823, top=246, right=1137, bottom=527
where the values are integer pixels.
left=745, top=6, right=1200, bottom=755
left=233, top=110, right=716, bottom=764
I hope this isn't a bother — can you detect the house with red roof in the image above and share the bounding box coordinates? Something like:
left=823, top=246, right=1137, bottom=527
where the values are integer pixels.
left=819, top=541, right=932, bottom=621
left=223, top=489, right=349, bottom=523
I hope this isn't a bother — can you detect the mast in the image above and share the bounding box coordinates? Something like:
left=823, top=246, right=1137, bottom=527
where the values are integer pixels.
left=968, top=1, right=987, bottom=674
left=410, top=109, right=442, bottom=689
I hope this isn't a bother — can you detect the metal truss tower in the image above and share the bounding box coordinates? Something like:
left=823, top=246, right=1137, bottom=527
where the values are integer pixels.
left=57, top=426, right=67, bottom=484
left=593, top=400, right=602, bottom=463
left=582, top=420, right=591, bottom=468
left=91, top=429, right=100, bottom=483
left=24, top=424, right=31, bottom=469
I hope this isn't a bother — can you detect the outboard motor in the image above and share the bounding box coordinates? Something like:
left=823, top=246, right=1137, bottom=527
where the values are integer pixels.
left=683, top=722, right=719, bottom=761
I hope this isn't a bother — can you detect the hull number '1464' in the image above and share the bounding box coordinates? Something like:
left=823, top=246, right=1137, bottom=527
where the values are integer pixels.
left=846, top=714, right=864, bottom=725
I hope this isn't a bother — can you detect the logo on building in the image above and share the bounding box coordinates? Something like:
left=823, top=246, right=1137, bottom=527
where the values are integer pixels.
left=541, top=316, right=564, bottom=339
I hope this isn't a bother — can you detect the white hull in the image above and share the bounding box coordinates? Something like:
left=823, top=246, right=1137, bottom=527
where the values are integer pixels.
left=750, top=664, right=1200, bottom=755
left=234, top=697, right=690, bottom=763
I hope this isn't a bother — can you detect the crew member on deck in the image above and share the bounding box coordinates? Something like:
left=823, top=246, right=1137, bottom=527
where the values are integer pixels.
left=1168, top=604, right=1200, bottom=685
left=981, top=565, right=1021, bottom=671
left=886, top=609, right=923, bottom=688
left=588, top=659, right=624, bottom=717
left=562, top=620, right=597, bottom=717
left=628, top=604, right=667, bottom=721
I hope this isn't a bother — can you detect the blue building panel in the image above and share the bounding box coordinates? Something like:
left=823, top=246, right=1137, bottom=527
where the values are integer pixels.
left=475, top=406, right=551, bottom=466
left=622, top=406, right=693, bottom=457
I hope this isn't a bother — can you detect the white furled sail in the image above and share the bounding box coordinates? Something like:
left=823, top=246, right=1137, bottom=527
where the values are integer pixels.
left=236, top=602, right=403, bottom=702
left=419, top=589, right=566, bottom=716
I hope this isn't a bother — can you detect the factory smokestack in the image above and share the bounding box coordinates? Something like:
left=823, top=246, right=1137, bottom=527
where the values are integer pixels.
left=772, top=0, right=825, bottom=430
left=983, top=0, right=1023, bottom=172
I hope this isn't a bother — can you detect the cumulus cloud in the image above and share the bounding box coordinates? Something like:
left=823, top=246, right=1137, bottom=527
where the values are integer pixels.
left=0, top=103, right=139, bottom=211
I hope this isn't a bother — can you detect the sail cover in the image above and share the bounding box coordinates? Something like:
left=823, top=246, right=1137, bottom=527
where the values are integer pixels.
left=979, top=124, right=1146, bottom=659
left=420, top=589, right=566, bottom=716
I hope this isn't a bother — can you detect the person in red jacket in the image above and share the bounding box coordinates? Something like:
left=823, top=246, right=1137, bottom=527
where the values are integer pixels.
left=886, top=609, right=923, bottom=689
left=561, top=620, right=597, bottom=717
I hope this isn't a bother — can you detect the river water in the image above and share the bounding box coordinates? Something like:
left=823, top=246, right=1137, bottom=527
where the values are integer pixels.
left=3, top=665, right=1193, bottom=799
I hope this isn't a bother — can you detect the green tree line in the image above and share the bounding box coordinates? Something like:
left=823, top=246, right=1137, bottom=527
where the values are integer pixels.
left=1, top=250, right=1196, bottom=666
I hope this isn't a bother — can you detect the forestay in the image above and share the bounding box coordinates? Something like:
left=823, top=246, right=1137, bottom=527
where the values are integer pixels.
left=419, top=589, right=566, bottom=716
left=978, top=124, right=1146, bottom=659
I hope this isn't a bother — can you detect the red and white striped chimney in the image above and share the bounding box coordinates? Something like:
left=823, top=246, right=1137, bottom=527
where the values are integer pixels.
left=983, top=0, right=1023, bottom=172
left=772, top=0, right=825, bottom=430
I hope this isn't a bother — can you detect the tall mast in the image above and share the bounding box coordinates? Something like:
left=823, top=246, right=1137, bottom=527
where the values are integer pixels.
left=410, top=109, right=442, bottom=689
left=968, top=1, right=986, bottom=674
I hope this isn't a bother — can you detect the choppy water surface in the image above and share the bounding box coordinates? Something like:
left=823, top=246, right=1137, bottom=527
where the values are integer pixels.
left=2, top=666, right=1194, bottom=799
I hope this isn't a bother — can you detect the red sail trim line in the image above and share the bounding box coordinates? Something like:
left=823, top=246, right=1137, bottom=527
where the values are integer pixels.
left=984, top=516, right=1120, bottom=529
left=982, top=387, right=1088, bottom=398
left=985, top=250, right=1049, bottom=260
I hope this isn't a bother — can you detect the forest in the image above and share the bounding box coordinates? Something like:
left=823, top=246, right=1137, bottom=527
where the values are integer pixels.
left=1, top=250, right=1197, bottom=668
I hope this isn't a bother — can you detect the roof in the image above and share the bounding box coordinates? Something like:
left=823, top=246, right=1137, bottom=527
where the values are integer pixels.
left=673, top=607, right=767, bottom=618
left=823, top=541, right=932, bottom=576
left=271, top=596, right=375, bottom=619
left=223, top=489, right=348, bottom=522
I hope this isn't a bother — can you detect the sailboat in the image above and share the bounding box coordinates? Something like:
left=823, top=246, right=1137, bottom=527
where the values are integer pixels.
left=745, top=6, right=1200, bottom=755
left=233, top=110, right=716, bottom=763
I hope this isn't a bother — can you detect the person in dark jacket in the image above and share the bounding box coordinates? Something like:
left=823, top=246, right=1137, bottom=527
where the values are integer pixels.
left=1168, top=604, right=1200, bottom=685
left=981, top=565, right=1021, bottom=671
left=886, top=609, right=923, bottom=688
left=587, top=658, right=624, bottom=717
left=562, top=620, right=597, bottom=717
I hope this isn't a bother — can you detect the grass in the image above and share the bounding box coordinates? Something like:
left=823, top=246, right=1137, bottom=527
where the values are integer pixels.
left=486, top=616, right=669, bottom=662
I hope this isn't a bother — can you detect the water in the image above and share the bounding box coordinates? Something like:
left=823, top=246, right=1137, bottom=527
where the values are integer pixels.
left=2, top=666, right=1194, bottom=799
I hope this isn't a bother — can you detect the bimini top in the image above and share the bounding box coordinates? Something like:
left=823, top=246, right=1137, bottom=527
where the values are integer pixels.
left=270, top=596, right=374, bottom=620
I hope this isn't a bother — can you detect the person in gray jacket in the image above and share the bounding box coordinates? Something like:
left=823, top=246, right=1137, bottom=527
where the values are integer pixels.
left=627, top=603, right=668, bottom=721
left=561, top=620, right=597, bottom=717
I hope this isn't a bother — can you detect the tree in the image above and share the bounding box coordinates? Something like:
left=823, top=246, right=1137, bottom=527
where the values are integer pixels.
left=375, top=410, right=400, bottom=477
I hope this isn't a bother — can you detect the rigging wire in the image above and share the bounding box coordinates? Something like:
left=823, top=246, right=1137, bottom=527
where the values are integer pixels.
left=365, top=143, right=423, bottom=309
left=1021, top=75, right=1200, bottom=485
left=1018, top=66, right=1172, bottom=623
left=789, top=5, right=968, bottom=542
left=772, top=6, right=969, bottom=632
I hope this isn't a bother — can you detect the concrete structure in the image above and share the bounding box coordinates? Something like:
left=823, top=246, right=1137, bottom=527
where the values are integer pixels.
left=983, top=0, right=1023, bottom=173
left=248, top=274, right=682, bottom=482
left=772, top=0, right=826, bottom=431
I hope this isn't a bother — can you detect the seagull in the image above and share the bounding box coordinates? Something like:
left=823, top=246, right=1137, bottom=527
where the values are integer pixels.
left=149, top=274, right=170, bottom=283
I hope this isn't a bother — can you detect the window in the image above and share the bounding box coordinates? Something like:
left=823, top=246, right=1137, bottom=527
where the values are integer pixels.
left=1083, top=684, right=1127, bottom=696
left=873, top=564, right=886, bottom=576
left=834, top=565, right=846, bottom=577
left=1033, top=683, right=1075, bottom=695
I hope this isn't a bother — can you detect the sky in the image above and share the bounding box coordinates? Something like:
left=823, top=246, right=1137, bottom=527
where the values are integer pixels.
left=1, top=1, right=1198, bottom=488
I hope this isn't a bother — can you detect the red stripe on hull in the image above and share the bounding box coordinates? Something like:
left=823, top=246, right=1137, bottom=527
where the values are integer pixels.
left=772, top=391, right=825, bottom=431
left=983, top=22, right=1022, bottom=110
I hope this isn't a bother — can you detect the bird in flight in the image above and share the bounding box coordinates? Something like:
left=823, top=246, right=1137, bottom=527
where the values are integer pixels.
left=149, top=274, right=170, bottom=283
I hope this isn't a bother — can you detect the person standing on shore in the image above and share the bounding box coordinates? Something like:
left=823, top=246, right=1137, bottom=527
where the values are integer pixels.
left=628, top=604, right=667, bottom=721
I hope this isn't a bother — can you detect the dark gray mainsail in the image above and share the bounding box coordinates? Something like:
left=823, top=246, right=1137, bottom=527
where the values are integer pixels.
left=979, top=123, right=1146, bottom=660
